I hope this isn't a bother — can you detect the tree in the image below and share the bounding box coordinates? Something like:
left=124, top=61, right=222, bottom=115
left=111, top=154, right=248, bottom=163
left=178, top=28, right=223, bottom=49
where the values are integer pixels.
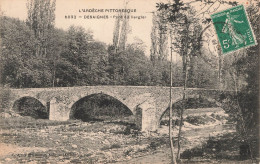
left=157, top=1, right=204, bottom=161
left=150, top=11, right=169, bottom=65
left=232, top=4, right=259, bottom=158
left=112, top=1, right=131, bottom=52
left=57, top=26, right=109, bottom=86
left=48, top=28, right=67, bottom=87
left=157, top=0, right=259, bottom=162
left=118, top=11, right=130, bottom=51
left=84, top=42, right=110, bottom=85
left=112, top=12, right=121, bottom=52
left=125, top=42, right=152, bottom=85
left=155, top=0, right=240, bottom=162
left=0, top=16, right=45, bottom=88
left=26, top=0, right=56, bottom=57
left=175, top=9, right=203, bottom=161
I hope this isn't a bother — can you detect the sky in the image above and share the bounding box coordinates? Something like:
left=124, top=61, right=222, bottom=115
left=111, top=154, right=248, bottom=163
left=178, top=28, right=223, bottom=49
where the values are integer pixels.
left=0, top=0, right=253, bottom=57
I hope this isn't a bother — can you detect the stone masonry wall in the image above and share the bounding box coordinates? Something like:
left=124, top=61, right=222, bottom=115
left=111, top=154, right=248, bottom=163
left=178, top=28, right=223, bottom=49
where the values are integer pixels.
left=5, top=86, right=233, bottom=132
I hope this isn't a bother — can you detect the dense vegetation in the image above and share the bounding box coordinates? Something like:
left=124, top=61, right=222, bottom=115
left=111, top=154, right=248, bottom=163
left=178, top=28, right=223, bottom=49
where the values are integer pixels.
left=0, top=15, right=223, bottom=88
left=154, top=1, right=259, bottom=161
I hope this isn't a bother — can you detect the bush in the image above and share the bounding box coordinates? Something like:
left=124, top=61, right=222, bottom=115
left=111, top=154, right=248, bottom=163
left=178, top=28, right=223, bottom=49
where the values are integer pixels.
left=181, top=147, right=204, bottom=159
left=205, top=138, right=222, bottom=153
left=148, top=137, right=168, bottom=150
left=123, top=124, right=139, bottom=136
left=149, top=141, right=159, bottom=150
left=0, top=86, right=11, bottom=112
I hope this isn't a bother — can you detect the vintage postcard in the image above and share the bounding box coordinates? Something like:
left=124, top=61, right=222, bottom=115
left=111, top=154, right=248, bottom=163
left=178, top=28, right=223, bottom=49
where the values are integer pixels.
left=0, top=0, right=259, bottom=163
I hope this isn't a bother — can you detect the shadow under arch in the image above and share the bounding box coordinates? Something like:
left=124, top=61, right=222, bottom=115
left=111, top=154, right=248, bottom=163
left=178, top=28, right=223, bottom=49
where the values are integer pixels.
left=159, top=95, right=223, bottom=123
left=69, top=93, right=133, bottom=122
left=12, top=96, right=48, bottom=119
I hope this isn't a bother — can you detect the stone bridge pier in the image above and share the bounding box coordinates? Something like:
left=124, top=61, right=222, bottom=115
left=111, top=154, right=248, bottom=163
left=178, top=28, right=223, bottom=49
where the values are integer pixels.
left=47, top=93, right=158, bottom=131
left=46, top=95, right=157, bottom=131
left=2, top=86, right=234, bottom=132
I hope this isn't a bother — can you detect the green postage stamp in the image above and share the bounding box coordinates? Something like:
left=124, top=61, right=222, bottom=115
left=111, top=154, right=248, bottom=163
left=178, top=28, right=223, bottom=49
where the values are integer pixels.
left=211, top=5, right=257, bottom=54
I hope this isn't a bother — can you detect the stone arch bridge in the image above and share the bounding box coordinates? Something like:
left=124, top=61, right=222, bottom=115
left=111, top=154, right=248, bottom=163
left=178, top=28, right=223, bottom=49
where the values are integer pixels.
left=4, top=86, right=234, bottom=131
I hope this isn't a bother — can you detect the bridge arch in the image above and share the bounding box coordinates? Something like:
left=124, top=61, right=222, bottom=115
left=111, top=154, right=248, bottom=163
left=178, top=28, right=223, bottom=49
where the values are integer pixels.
left=69, top=93, right=134, bottom=122
left=12, top=96, right=48, bottom=119
left=158, top=94, right=224, bottom=124
left=68, top=91, right=134, bottom=113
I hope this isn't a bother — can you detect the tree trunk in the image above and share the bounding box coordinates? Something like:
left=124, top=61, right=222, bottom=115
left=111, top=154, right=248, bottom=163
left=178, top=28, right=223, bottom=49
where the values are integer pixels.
left=52, top=62, right=56, bottom=87
left=218, top=46, right=223, bottom=90
left=177, top=54, right=188, bottom=160
left=169, top=30, right=177, bottom=164
left=177, top=17, right=189, bottom=160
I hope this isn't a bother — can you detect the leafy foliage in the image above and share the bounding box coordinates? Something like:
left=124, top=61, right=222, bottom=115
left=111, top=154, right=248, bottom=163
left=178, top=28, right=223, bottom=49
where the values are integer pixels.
left=235, top=5, right=259, bottom=138
left=0, top=15, right=184, bottom=88
left=0, top=86, right=11, bottom=111
left=26, top=0, right=56, bottom=57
